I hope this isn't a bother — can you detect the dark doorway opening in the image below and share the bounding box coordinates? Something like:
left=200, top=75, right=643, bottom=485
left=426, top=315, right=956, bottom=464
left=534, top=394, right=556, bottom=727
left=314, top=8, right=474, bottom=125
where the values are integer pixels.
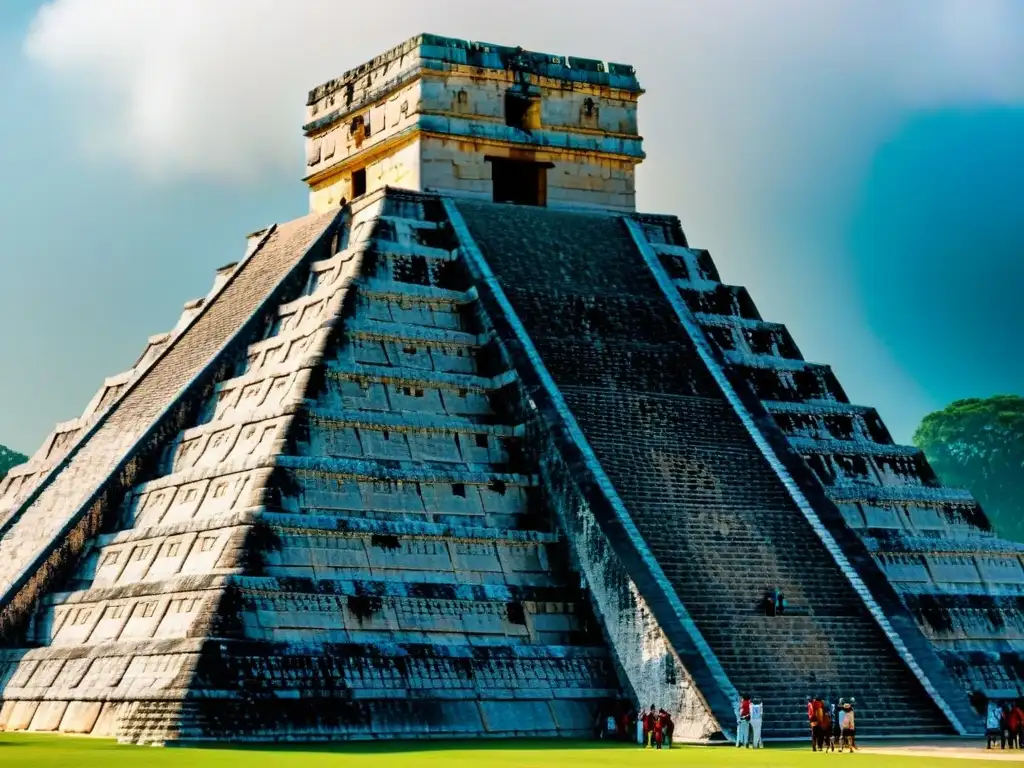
left=489, top=157, right=550, bottom=207
left=352, top=168, right=367, bottom=198
left=505, top=91, right=534, bottom=130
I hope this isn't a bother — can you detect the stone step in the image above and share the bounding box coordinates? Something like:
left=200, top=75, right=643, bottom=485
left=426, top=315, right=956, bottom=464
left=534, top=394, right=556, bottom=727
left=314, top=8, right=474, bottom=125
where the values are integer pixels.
left=347, top=318, right=485, bottom=348
left=192, top=640, right=615, bottom=696
left=358, top=277, right=472, bottom=306
left=129, top=696, right=603, bottom=742
left=276, top=455, right=536, bottom=486
left=371, top=238, right=457, bottom=263
left=324, top=359, right=513, bottom=393
left=299, top=411, right=516, bottom=468
left=305, top=407, right=521, bottom=436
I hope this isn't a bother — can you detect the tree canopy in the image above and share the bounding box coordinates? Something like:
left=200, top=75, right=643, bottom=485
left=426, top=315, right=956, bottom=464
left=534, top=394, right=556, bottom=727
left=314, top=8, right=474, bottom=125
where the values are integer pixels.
left=913, top=394, right=1024, bottom=542
left=0, top=444, right=27, bottom=482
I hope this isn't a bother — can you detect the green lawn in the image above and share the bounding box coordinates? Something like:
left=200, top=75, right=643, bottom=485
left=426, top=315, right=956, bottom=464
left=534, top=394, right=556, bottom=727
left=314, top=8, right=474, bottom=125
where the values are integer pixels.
left=0, top=735, right=1017, bottom=768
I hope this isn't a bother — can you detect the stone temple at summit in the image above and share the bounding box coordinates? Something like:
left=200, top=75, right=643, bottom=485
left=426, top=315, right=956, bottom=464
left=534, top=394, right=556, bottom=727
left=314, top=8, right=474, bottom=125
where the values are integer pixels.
left=1, top=33, right=1022, bottom=744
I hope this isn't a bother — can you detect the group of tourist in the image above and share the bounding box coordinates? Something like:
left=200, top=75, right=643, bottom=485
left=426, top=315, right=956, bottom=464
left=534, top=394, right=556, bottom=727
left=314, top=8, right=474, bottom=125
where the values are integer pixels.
left=734, top=694, right=765, bottom=748
left=806, top=696, right=857, bottom=752
left=597, top=693, right=862, bottom=751
left=594, top=701, right=675, bottom=748
left=764, top=589, right=788, bottom=617
left=597, top=692, right=1024, bottom=752
left=636, top=706, right=676, bottom=749
left=986, top=700, right=1024, bottom=749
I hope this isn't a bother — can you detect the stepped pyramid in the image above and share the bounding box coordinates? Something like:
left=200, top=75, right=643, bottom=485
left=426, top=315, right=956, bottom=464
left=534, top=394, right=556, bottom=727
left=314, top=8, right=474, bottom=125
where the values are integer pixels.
left=0, top=33, right=1018, bottom=744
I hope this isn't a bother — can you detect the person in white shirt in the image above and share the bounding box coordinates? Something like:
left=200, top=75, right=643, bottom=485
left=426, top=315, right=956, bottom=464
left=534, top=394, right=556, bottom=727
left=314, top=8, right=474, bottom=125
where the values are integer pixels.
left=750, top=699, right=764, bottom=748
left=837, top=704, right=848, bottom=752
left=987, top=701, right=1002, bottom=750
left=840, top=702, right=856, bottom=751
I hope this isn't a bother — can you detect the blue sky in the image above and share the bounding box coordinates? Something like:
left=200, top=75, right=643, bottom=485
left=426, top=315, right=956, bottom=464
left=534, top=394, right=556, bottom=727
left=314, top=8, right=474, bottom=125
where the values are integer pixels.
left=0, top=1, right=1021, bottom=454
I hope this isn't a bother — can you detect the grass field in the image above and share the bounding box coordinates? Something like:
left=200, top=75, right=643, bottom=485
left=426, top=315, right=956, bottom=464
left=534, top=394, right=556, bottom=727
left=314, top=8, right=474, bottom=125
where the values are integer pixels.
left=0, top=735, right=1018, bottom=768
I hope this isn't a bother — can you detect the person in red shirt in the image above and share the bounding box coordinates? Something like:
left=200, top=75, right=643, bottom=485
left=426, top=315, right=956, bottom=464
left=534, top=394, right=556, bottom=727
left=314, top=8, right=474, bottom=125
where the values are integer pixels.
left=807, top=697, right=816, bottom=751
left=737, top=694, right=752, bottom=748
left=653, top=713, right=664, bottom=749
left=1010, top=704, right=1024, bottom=749
left=644, top=705, right=656, bottom=748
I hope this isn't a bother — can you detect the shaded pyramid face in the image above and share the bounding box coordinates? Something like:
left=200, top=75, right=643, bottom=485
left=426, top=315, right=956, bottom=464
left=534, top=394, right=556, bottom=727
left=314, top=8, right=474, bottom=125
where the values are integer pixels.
left=0, top=186, right=1012, bottom=745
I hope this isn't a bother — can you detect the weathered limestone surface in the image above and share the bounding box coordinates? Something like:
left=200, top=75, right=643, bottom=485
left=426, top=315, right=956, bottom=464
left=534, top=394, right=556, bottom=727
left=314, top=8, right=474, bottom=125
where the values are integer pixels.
left=303, top=34, right=643, bottom=213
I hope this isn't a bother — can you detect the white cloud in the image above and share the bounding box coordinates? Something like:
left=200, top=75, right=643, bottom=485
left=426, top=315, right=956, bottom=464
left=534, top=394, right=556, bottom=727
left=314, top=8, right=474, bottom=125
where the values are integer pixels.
left=23, top=0, right=1024, bottom=183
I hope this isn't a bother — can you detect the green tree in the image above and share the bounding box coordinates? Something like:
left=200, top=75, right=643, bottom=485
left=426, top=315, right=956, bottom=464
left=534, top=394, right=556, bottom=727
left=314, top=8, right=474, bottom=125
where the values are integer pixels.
left=0, top=444, right=27, bottom=482
left=913, top=395, right=1024, bottom=542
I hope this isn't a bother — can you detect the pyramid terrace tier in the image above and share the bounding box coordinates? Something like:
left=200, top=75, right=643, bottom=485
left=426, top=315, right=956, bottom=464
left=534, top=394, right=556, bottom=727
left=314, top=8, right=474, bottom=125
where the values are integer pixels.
left=881, top=552, right=1024, bottom=594
left=767, top=403, right=900, bottom=447
left=321, top=364, right=514, bottom=416
left=940, top=649, right=1024, bottom=701
left=28, top=572, right=595, bottom=648
left=0, top=640, right=616, bottom=741
left=846, top=500, right=992, bottom=536
left=900, top=592, right=1024, bottom=647
left=65, top=490, right=565, bottom=592
left=866, top=530, right=1024, bottom=557
left=723, top=355, right=851, bottom=404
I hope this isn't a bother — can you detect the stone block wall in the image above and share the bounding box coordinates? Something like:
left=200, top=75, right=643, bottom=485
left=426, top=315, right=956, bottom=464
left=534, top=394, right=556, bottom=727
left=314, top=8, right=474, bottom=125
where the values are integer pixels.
left=304, top=35, right=643, bottom=214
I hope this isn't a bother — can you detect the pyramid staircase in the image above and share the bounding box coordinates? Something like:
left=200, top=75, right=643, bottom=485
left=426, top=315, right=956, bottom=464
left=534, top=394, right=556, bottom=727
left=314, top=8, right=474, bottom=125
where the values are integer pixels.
left=448, top=199, right=959, bottom=738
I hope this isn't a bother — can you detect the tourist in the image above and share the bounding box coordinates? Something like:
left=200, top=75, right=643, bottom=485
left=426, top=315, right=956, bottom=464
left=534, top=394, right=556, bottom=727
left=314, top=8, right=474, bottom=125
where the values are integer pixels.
left=840, top=702, right=855, bottom=751
left=594, top=702, right=614, bottom=739
left=837, top=700, right=848, bottom=752
left=829, top=700, right=840, bottom=750
left=835, top=698, right=845, bottom=746
left=987, top=700, right=1002, bottom=749
left=750, top=698, right=764, bottom=748
left=605, top=711, right=618, bottom=739
left=1013, top=701, right=1024, bottom=748
left=820, top=698, right=834, bottom=752
left=662, top=709, right=674, bottom=749
left=644, top=705, right=657, bottom=747
left=809, top=696, right=831, bottom=752
left=807, top=696, right=816, bottom=750
left=1008, top=703, right=1021, bottom=749
left=653, top=710, right=664, bottom=750
left=736, top=694, right=752, bottom=747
